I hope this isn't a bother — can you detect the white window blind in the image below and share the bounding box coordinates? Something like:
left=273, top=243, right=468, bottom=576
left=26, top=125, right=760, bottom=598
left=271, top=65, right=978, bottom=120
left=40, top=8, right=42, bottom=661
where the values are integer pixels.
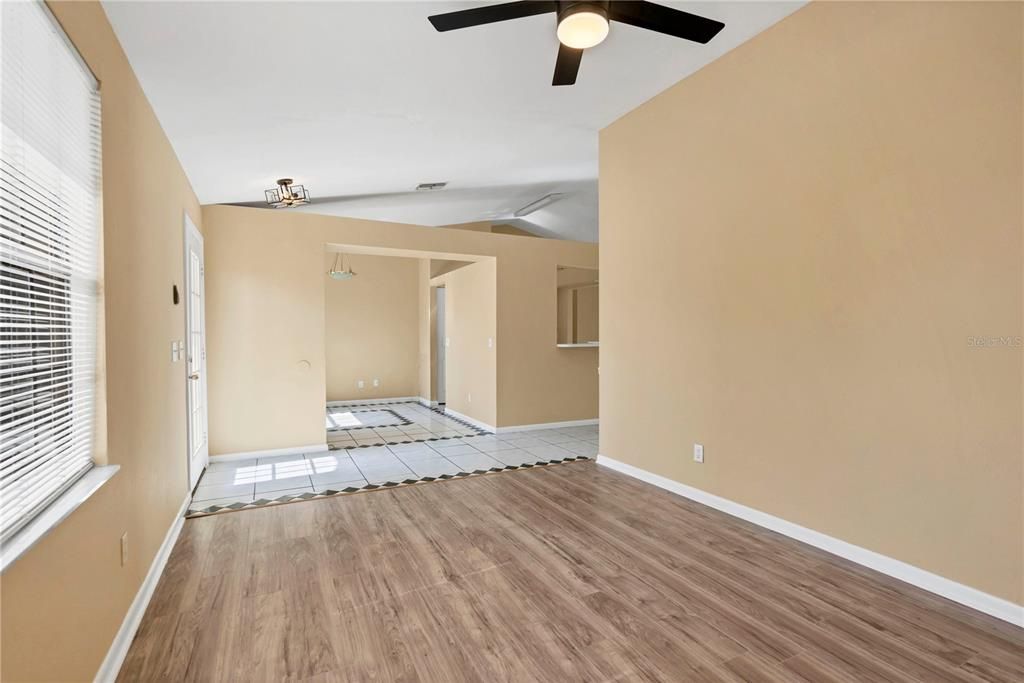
left=0, top=2, right=101, bottom=542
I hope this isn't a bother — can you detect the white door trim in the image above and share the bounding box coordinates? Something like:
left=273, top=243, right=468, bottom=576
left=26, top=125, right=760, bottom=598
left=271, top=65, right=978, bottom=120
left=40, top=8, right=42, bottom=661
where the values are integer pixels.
left=183, top=214, right=208, bottom=490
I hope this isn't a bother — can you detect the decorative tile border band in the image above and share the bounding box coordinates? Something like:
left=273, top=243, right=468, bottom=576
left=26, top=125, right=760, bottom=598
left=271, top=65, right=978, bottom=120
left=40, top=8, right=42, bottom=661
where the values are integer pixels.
left=186, top=455, right=591, bottom=518
left=326, top=399, right=491, bottom=450
left=326, top=407, right=412, bottom=433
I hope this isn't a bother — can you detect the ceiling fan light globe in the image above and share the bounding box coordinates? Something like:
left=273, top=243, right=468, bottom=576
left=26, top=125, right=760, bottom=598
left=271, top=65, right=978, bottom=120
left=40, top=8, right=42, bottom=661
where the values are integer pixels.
left=557, top=10, right=609, bottom=49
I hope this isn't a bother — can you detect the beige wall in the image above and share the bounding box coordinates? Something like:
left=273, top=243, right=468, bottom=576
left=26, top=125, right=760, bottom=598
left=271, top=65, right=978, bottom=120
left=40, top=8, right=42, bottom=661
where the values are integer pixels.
left=0, top=3, right=203, bottom=681
left=441, top=220, right=492, bottom=233
left=492, top=223, right=541, bottom=238
left=439, top=260, right=498, bottom=426
left=430, top=258, right=473, bottom=278
left=557, top=288, right=574, bottom=344
left=495, top=245, right=598, bottom=426
left=417, top=259, right=435, bottom=401
left=575, top=286, right=599, bottom=343
left=441, top=220, right=542, bottom=239
left=324, top=253, right=419, bottom=401
left=600, top=1, right=1023, bottom=604
left=203, top=206, right=598, bottom=453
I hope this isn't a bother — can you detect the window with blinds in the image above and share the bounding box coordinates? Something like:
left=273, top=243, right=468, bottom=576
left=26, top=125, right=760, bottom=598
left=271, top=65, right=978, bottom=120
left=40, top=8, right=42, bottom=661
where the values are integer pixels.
left=0, top=2, right=101, bottom=542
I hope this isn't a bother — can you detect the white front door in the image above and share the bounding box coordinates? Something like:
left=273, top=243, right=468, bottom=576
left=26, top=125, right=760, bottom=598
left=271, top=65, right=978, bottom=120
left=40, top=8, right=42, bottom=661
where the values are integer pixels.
left=184, top=215, right=208, bottom=489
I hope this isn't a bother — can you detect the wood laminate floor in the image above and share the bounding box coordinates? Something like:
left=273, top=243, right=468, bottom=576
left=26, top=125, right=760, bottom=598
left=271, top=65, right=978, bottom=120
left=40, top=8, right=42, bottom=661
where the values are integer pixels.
left=120, top=461, right=1024, bottom=682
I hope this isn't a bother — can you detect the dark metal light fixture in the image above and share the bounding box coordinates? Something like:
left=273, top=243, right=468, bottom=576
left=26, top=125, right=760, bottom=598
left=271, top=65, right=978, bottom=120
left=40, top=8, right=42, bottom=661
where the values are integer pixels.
left=265, top=178, right=310, bottom=208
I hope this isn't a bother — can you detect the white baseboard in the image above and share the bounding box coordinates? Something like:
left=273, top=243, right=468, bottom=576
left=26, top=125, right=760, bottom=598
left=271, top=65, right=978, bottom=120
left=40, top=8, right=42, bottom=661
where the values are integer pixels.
left=417, top=397, right=440, bottom=408
left=326, top=396, right=420, bottom=407
left=209, top=443, right=327, bottom=463
left=496, top=418, right=599, bottom=434
left=443, top=407, right=496, bottom=433
left=596, top=455, right=1024, bottom=628
left=94, top=494, right=190, bottom=683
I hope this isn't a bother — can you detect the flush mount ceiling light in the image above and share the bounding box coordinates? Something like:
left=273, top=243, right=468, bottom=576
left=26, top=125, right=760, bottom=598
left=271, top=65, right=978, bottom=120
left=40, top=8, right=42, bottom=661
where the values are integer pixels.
left=556, top=4, right=609, bottom=49
left=428, top=1, right=725, bottom=86
left=265, top=178, right=310, bottom=209
left=328, top=253, right=357, bottom=281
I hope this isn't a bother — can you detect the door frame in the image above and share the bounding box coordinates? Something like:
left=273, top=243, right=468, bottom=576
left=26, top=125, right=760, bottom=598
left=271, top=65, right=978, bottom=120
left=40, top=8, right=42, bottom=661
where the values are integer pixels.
left=183, top=213, right=209, bottom=490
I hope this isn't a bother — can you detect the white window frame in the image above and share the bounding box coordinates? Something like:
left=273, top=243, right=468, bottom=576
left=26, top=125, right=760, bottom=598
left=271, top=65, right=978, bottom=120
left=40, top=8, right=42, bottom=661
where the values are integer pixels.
left=0, top=1, right=117, bottom=573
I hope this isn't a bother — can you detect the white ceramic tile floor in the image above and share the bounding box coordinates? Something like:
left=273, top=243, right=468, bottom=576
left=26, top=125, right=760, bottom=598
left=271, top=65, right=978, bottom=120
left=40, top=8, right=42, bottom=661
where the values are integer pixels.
left=393, top=447, right=445, bottom=462
left=193, top=481, right=255, bottom=502
left=407, top=459, right=463, bottom=478
left=524, top=444, right=576, bottom=460
left=489, top=448, right=539, bottom=467
left=444, top=452, right=503, bottom=472
left=255, top=485, right=314, bottom=501
left=189, top=402, right=597, bottom=512
left=429, top=443, right=478, bottom=456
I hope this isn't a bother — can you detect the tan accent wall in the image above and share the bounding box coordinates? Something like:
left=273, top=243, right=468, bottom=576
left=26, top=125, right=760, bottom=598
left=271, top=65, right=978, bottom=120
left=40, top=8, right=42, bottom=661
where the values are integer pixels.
left=492, top=223, right=541, bottom=238
left=575, top=286, right=599, bottom=343
left=324, top=253, right=420, bottom=401
left=0, top=3, right=204, bottom=681
left=440, top=221, right=541, bottom=239
left=203, top=205, right=598, bottom=453
left=600, top=1, right=1023, bottom=603
left=440, top=260, right=498, bottom=426
left=430, top=258, right=473, bottom=278
left=557, top=288, right=574, bottom=344
left=417, top=259, right=435, bottom=401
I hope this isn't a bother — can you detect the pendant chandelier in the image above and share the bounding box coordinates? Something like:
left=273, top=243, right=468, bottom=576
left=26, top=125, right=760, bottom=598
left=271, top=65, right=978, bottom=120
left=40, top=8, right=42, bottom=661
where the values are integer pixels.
left=328, top=252, right=356, bottom=281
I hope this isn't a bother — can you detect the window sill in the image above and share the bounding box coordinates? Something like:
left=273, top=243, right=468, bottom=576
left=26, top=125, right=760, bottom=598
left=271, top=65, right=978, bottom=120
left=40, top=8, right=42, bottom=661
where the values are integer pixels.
left=0, top=465, right=119, bottom=574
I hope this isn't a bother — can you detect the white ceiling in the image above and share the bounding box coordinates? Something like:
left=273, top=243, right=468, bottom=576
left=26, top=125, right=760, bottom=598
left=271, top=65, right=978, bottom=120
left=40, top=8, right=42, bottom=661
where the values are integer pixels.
left=103, top=1, right=803, bottom=242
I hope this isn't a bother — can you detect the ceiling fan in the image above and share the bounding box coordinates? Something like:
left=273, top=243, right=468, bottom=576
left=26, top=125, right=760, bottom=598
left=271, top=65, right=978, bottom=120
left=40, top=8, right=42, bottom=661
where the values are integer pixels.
left=428, top=1, right=725, bottom=86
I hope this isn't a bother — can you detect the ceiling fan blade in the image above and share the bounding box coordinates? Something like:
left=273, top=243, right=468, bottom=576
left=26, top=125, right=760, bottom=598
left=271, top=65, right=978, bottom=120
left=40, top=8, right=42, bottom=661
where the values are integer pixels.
left=608, top=1, right=724, bottom=44
left=428, top=1, right=557, bottom=32
left=552, top=43, right=583, bottom=86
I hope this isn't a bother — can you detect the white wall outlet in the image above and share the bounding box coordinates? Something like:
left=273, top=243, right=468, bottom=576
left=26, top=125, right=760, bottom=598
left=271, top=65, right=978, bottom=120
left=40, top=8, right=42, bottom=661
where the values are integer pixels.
left=693, top=443, right=704, bottom=463
left=171, top=340, right=179, bottom=362
left=120, top=532, right=128, bottom=567
left=467, top=393, right=472, bottom=403
left=357, top=380, right=365, bottom=389
left=373, top=378, right=380, bottom=387
left=487, top=337, right=493, bottom=349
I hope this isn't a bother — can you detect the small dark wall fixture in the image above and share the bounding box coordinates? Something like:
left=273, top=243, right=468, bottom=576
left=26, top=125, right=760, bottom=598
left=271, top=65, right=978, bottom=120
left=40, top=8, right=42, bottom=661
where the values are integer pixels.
left=172, top=284, right=180, bottom=305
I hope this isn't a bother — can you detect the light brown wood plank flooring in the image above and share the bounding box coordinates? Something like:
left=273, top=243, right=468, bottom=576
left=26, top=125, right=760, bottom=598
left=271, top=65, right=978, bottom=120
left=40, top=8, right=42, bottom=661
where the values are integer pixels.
left=119, top=461, right=1024, bottom=682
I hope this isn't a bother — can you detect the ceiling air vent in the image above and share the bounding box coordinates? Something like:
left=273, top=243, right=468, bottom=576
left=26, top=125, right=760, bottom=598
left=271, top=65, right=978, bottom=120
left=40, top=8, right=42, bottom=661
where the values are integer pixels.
left=416, top=181, right=448, bottom=191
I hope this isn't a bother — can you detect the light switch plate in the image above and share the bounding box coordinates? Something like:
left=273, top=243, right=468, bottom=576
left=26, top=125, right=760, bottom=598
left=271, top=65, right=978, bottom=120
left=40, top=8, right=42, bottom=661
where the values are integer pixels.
left=693, top=444, right=704, bottom=463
